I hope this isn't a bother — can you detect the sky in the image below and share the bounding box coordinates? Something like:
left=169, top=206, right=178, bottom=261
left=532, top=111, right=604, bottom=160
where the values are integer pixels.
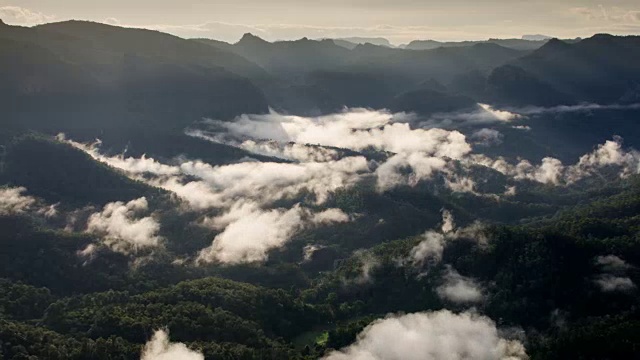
left=1, top=1, right=640, bottom=44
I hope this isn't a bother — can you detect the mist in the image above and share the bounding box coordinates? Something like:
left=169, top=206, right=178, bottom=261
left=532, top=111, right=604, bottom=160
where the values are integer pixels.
left=323, top=310, right=527, bottom=360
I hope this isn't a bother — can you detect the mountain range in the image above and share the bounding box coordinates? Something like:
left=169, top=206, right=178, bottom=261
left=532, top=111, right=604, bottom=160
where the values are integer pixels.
left=2, top=20, right=639, bottom=127
left=2, top=19, right=640, bottom=360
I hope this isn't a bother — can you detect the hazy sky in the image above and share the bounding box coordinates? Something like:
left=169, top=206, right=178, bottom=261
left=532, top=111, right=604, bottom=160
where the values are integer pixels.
left=1, top=1, right=639, bottom=44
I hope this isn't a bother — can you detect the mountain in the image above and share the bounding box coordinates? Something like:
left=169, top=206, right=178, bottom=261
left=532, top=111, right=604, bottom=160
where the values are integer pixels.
left=486, top=64, right=574, bottom=106
left=231, top=33, right=353, bottom=76
left=196, top=36, right=524, bottom=113
left=0, top=21, right=269, bottom=140
left=335, top=37, right=393, bottom=47
left=347, top=43, right=525, bottom=86
left=405, top=38, right=553, bottom=51
left=3, top=18, right=640, bottom=360
left=388, top=89, right=479, bottom=115
left=331, top=39, right=359, bottom=50
left=0, top=135, right=161, bottom=206
left=522, top=34, right=553, bottom=41
left=35, top=21, right=267, bottom=79
left=488, top=35, right=640, bottom=105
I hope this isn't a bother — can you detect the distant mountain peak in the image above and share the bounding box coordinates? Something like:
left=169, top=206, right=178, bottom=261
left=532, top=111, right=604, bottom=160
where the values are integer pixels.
left=534, top=38, right=571, bottom=54
left=592, top=33, right=615, bottom=39
left=586, top=33, right=617, bottom=45
left=522, top=34, right=552, bottom=41
left=337, top=37, right=392, bottom=47
left=0, top=19, right=5, bottom=25
left=545, top=38, right=567, bottom=45
left=472, top=42, right=503, bottom=49
left=238, top=33, right=268, bottom=45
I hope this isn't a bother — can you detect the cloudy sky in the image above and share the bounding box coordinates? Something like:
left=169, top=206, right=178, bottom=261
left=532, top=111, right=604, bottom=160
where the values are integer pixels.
left=1, top=1, right=639, bottom=44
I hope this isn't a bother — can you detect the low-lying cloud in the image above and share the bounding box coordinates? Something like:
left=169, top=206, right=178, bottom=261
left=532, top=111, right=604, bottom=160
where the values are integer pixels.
left=593, top=254, right=636, bottom=292
left=406, top=210, right=486, bottom=270
left=437, top=266, right=484, bottom=304
left=84, top=197, right=162, bottom=255
left=141, top=330, right=204, bottom=360
left=421, top=103, right=640, bottom=130
left=594, top=274, right=636, bottom=292
left=240, top=140, right=341, bottom=162
left=596, top=255, right=631, bottom=271
left=62, top=107, right=640, bottom=264
left=323, top=310, right=527, bottom=360
left=198, top=204, right=303, bottom=264
left=0, top=186, right=58, bottom=218
left=0, top=187, right=37, bottom=215
left=470, top=128, right=504, bottom=147
left=470, top=138, right=640, bottom=185
left=515, top=103, right=640, bottom=115
left=198, top=203, right=349, bottom=264
left=203, top=109, right=469, bottom=158
left=67, top=135, right=368, bottom=210
left=419, top=104, right=521, bottom=129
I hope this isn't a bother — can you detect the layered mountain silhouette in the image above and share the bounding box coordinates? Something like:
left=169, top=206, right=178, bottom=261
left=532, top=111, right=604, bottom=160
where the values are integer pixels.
left=487, top=35, right=640, bottom=105
left=2, top=20, right=640, bottom=137
left=404, top=37, right=568, bottom=51
left=0, top=21, right=269, bottom=139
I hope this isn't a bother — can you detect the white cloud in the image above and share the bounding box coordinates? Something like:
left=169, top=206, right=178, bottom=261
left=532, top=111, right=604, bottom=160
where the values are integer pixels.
left=375, top=152, right=448, bottom=191
left=66, top=138, right=180, bottom=176
left=595, top=255, right=631, bottom=271
left=0, top=187, right=36, bottom=215
left=311, top=208, right=350, bottom=225
left=302, top=244, right=326, bottom=262
left=345, top=250, right=381, bottom=285
left=65, top=107, right=484, bottom=205
left=567, top=138, right=640, bottom=182
left=84, top=197, right=162, bottom=255
left=409, top=230, right=447, bottom=267
left=197, top=203, right=306, bottom=264
left=103, top=17, right=121, bottom=25
left=204, top=109, right=469, bottom=158
left=512, top=125, right=531, bottom=131
left=65, top=134, right=366, bottom=264
left=593, top=254, right=636, bottom=293
left=175, top=156, right=368, bottom=208
left=141, top=330, right=204, bottom=360
left=0, top=186, right=58, bottom=218
left=187, top=129, right=342, bottom=162
left=62, top=110, right=640, bottom=265
left=407, top=211, right=488, bottom=270
left=440, top=209, right=455, bottom=234
left=523, top=157, right=565, bottom=185
left=437, top=266, right=484, bottom=304
left=323, top=310, right=527, bottom=360
left=594, top=274, right=636, bottom=292
left=0, top=6, right=54, bottom=25
left=420, top=104, right=522, bottom=129
left=469, top=138, right=640, bottom=185
left=243, top=140, right=341, bottom=162
left=199, top=110, right=472, bottom=194
left=516, top=103, right=640, bottom=115
left=197, top=202, right=350, bottom=264
left=470, top=128, right=504, bottom=147
left=422, top=103, right=640, bottom=131
left=478, top=104, right=523, bottom=122
left=444, top=175, right=477, bottom=194
left=67, top=135, right=369, bottom=210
